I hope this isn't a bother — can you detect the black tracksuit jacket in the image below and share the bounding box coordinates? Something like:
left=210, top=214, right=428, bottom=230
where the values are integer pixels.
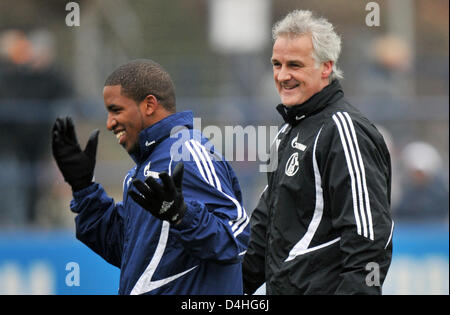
left=243, top=80, right=393, bottom=294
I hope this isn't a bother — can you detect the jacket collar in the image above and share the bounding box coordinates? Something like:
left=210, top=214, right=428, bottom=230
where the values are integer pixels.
left=276, top=79, right=343, bottom=126
left=130, top=110, right=193, bottom=163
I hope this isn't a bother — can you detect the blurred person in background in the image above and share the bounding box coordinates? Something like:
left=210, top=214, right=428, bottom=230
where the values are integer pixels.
left=357, top=34, right=413, bottom=126
left=0, top=29, right=71, bottom=226
left=51, top=59, right=249, bottom=294
left=242, top=10, right=393, bottom=295
left=365, top=34, right=412, bottom=98
left=393, top=141, right=449, bottom=223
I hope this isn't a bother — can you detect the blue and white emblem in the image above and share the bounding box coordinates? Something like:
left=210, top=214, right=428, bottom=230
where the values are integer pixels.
left=143, top=161, right=159, bottom=179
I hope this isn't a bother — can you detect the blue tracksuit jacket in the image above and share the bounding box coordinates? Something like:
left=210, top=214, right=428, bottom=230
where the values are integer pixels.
left=70, top=111, right=250, bottom=294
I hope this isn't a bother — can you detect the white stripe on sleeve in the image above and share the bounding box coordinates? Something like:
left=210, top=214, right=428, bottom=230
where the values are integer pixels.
left=342, top=112, right=374, bottom=240
left=190, top=140, right=215, bottom=187
left=191, top=140, right=222, bottom=191
left=184, top=139, right=248, bottom=238
left=333, top=112, right=374, bottom=240
left=185, top=140, right=210, bottom=185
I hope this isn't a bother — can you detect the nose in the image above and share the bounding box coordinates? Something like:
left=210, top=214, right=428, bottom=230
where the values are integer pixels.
left=276, top=65, right=291, bottom=82
left=106, top=114, right=117, bottom=131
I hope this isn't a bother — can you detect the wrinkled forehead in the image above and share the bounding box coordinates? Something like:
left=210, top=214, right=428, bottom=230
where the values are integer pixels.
left=272, top=34, right=315, bottom=61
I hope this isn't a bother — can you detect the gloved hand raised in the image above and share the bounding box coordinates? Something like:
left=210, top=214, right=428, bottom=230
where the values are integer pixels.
left=129, top=162, right=186, bottom=225
left=52, top=117, right=99, bottom=192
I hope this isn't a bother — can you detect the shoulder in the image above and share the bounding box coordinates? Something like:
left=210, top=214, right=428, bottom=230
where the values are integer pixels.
left=318, top=99, right=380, bottom=138
left=167, top=127, right=224, bottom=164
left=167, top=129, right=234, bottom=185
left=315, top=102, right=388, bottom=157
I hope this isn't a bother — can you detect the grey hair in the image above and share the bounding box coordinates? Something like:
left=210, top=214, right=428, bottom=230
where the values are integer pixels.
left=272, top=10, right=343, bottom=81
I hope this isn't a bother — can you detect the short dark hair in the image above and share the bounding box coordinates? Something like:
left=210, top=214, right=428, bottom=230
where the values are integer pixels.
left=104, top=59, right=176, bottom=112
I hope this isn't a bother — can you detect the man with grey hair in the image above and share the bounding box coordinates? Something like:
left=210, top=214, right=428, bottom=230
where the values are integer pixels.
left=243, top=10, right=393, bottom=294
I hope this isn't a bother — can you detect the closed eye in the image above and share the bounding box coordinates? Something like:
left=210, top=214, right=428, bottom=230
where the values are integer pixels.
left=288, top=62, right=303, bottom=69
left=271, top=58, right=281, bottom=67
left=107, top=105, right=122, bottom=114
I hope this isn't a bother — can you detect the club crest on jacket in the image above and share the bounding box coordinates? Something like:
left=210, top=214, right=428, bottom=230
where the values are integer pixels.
left=285, top=152, right=300, bottom=176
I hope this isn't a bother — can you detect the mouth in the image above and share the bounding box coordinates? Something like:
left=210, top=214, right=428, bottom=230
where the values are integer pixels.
left=115, top=130, right=126, bottom=144
left=281, top=82, right=300, bottom=91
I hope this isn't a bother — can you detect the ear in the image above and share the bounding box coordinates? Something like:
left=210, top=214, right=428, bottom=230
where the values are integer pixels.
left=321, top=61, right=334, bottom=79
left=140, top=94, right=159, bottom=116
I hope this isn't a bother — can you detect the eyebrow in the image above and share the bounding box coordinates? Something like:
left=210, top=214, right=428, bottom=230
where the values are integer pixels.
left=271, top=57, right=304, bottom=66
left=106, top=104, right=120, bottom=111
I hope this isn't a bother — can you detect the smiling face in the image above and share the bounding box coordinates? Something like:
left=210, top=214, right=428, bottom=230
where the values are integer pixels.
left=103, top=85, right=146, bottom=154
left=271, top=34, right=332, bottom=106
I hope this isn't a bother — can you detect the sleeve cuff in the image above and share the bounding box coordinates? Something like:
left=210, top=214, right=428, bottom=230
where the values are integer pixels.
left=172, top=200, right=202, bottom=230
left=70, top=182, right=98, bottom=213
left=72, top=182, right=97, bottom=198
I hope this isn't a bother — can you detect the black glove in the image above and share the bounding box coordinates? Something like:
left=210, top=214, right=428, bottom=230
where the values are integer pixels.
left=52, top=117, right=99, bottom=192
left=129, top=162, right=186, bottom=224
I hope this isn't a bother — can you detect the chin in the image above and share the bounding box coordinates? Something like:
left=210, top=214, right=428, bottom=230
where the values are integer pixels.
left=282, top=94, right=309, bottom=106
left=281, top=98, right=300, bottom=107
left=279, top=92, right=301, bottom=106
left=127, top=143, right=140, bottom=155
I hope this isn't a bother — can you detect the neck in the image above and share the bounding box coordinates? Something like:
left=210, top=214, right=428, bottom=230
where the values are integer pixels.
left=145, top=108, right=173, bottom=129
